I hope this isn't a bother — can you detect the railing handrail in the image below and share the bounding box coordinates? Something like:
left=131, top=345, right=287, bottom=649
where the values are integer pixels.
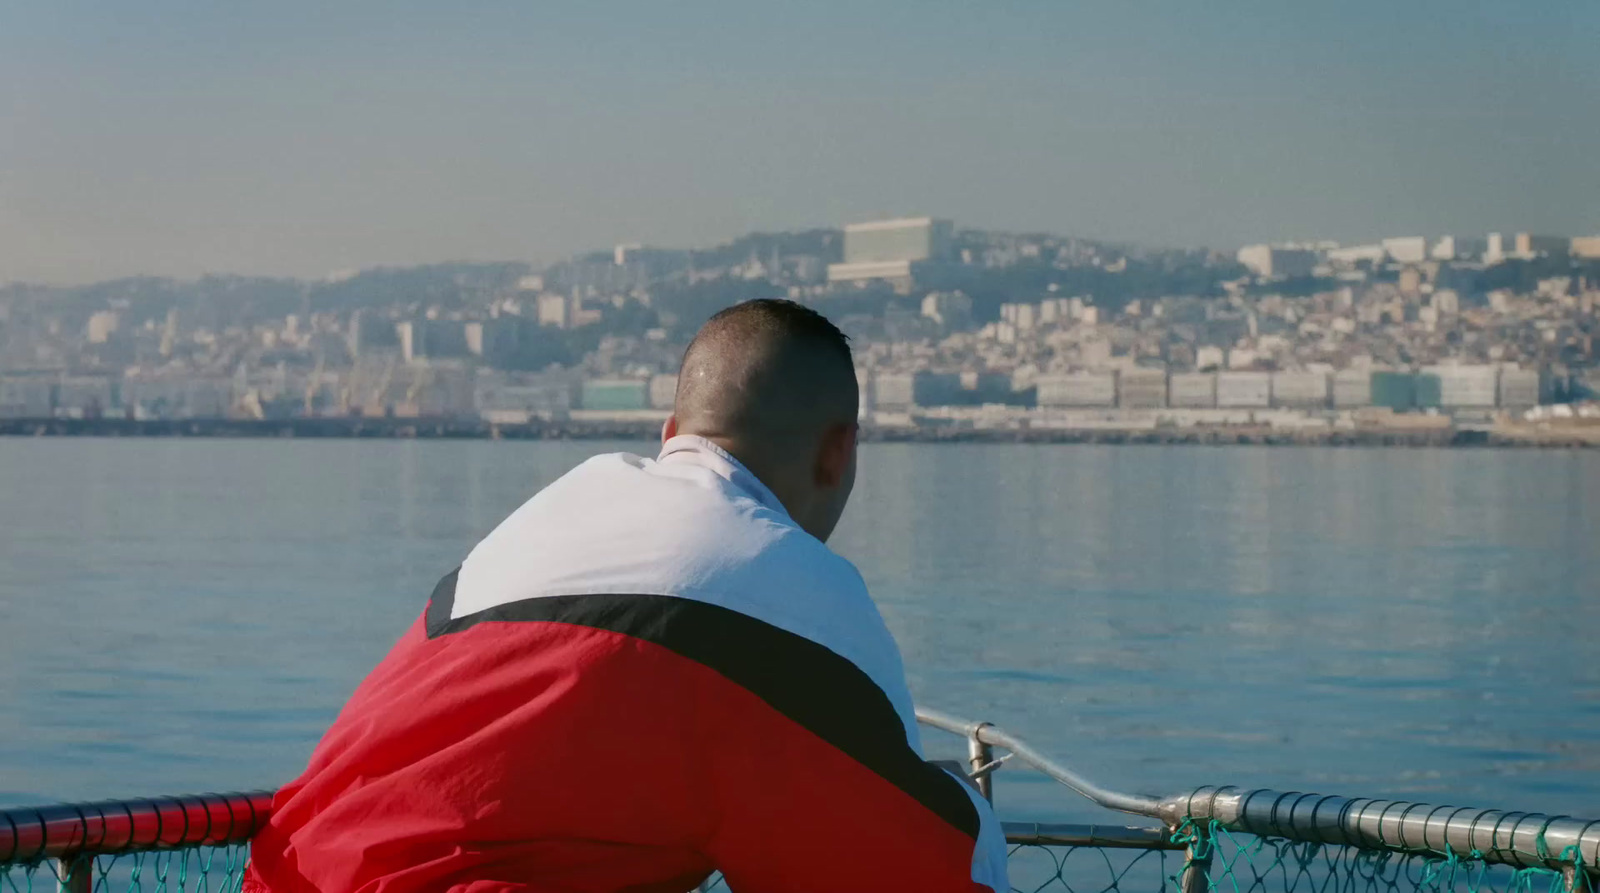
left=915, top=708, right=1600, bottom=876
left=0, top=791, right=1177, bottom=867
left=917, top=707, right=1164, bottom=816
left=4, top=711, right=1595, bottom=879
left=0, top=791, right=273, bottom=864
left=1164, top=785, right=1600, bottom=875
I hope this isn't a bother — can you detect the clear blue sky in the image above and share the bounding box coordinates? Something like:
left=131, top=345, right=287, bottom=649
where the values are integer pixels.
left=2, top=1, right=1596, bottom=284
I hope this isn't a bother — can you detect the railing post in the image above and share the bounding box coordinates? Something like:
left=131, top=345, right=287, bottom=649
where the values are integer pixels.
left=967, top=724, right=995, bottom=803
left=56, top=855, right=90, bottom=893
left=1562, top=863, right=1588, bottom=893
left=1178, top=824, right=1213, bottom=893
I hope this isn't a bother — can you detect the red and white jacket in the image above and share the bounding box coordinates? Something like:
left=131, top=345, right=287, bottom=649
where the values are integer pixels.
left=245, top=435, right=1009, bottom=892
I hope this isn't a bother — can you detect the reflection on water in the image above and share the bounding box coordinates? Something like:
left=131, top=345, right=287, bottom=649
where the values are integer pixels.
left=0, top=440, right=1595, bottom=821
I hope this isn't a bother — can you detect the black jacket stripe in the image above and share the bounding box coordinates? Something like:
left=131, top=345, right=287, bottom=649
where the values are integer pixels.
left=424, top=573, right=979, bottom=840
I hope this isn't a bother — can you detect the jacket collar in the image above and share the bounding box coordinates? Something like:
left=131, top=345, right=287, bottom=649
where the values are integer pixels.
left=657, top=435, right=790, bottom=519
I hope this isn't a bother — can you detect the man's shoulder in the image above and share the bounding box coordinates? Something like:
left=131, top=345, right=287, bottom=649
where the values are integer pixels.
left=759, top=526, right=869, bottom=598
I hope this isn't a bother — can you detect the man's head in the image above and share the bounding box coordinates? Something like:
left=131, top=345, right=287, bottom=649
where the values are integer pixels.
left=663, top=299, right=859, bottom=542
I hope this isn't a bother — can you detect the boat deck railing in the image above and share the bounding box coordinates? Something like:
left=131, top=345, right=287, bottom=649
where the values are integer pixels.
left=1, top=709, right=1593, bottom=893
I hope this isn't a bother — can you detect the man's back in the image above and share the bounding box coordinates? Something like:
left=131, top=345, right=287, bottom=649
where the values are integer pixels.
left=246, top=437, right=1006, bottom=892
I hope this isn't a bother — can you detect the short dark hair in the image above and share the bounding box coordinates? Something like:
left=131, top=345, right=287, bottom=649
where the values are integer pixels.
left=673, top=299, right=858, bottom=444
left=692, top=299, right=853, bottom=366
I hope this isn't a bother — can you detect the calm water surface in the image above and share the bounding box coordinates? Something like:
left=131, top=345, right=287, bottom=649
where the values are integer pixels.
left=0, top=439, right=1596, bottom=822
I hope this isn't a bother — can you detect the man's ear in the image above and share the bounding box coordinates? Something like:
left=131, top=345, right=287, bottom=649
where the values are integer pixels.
left=661, top=415, right=678, bottom=444
left=814, top=422, right=855, bottom=488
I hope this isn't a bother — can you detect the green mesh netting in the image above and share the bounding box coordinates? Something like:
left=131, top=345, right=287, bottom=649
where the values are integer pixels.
left=1, top=829, right=1590, bottom=893
left=690, top=820, right=1593, bottom=893
left=1171, top=820, right=1589, bottom=893
left=0, top=846, right=250, bottom=893
left=692, top=843, right=1176, bottom=892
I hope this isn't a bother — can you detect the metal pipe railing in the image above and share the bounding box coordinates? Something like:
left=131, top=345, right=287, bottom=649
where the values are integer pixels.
left=1163, top=786, right=1600, bottom=875
left=1001, top=821, right=1181, bottom=850
left=917, top=707, right=1164, bottom=817
left=2, top=711, right=1594, bottom=886
left=916, top=708, right=1600, bottom=880
left=0, top=791, right=273, bottom=864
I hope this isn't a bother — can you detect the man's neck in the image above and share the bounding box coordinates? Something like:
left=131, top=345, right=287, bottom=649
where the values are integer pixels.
left=674, top=432, right=812, bottom=535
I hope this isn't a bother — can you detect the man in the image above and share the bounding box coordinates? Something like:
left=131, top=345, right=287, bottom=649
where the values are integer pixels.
left=245, top=299, right=1009, bottom=892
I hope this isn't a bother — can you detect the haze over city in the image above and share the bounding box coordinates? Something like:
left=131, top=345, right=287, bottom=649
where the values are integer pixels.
left=3, top=1, right=1598, bottom=284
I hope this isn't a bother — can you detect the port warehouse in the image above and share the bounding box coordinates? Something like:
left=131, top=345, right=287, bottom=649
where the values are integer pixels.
left=867, top=366, right=1548, bottom=413
left=0, top=366, right=1558, bottom=420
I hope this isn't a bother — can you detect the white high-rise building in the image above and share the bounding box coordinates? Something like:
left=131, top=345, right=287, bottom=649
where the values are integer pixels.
left=1430, top=236, right=1488, bottom=260
left=828, top=217, right=954, bottom=286
left=1381, top=236, right=1428, bottom=264
left=85, top=311, right=121, bottom=344
left=1237, top=245, right=1316, bottom=278
left=535, top=293, right=570, bottom=329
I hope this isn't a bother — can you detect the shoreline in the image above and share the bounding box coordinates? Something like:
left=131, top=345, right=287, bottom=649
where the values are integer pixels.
left=1, top=417, right=1595, bottom=448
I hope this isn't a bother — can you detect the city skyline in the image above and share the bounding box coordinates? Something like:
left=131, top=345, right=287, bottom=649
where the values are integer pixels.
left=3, top=1, right=1598, bottom=285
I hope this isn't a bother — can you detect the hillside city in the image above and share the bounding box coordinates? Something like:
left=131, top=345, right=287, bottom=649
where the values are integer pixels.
left=2, top=219, right=1598, bottom=439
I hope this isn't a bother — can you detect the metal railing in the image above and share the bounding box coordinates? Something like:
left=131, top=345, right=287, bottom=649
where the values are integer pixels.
left=1, top=712, right=1594, bottom=893
left=0, top=791, right=269, bottom=891
left=918, top=708, right=1600, bottom=893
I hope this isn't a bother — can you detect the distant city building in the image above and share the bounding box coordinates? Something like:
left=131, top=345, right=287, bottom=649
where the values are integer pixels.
left=580, top=378, right=649, bottom=411
left=1236, top=244, right=1316, bottom=278
left=1332, top=369, right=1374, bottom=408
left=1168, top=372, right=1217, bottom=408
left=1195, top=345, right=1225, bottom=371
left=464, top=319, right=527, bottom=368
left=1270, top=371, right=1330, bottom=408
left=611, top=244, right=690, bottom=282
left=866, top=370, right=972, bottom=411
left=570, top=300, right=604, bottom=328
left=348, top=309, right=399, bottom=357
left=1422, top=364, right=1499, bottom=408
left=120, top=375, right=232, bottom=419
left=842, top=217, right=953, bottom=265
left=54, top=375, right=118, bottom=418
left=85, top=311, right=121, bottom=344
left=398, top=320, right=470, bottom=363
left=1036, top=372, right=1116, bottom=408
left=1116, top=369, right=1167, bottom=408
left=476, top=372, right=578, bottom=422
left=1515, top=233, right=1569, bottom=257
left=827, top=217, right=954, bottom=289
left=1381, top=237, right=1429, bottom=264
left=1397, top=267, right=1424, bottom=296
left=1216, top=371, right=1271, bottom=408
left=920, top=291, right=973, bottom=330
left=1486, top=232, right=1510, bottom=263
left=1326, top=243, right=1386, bottom=266
left=536, top=293, right=570, bottom=329
left=1571, top=236, right=1600, bottom=259
left=999, top=302, right=1038, bottom=331
left=0, top=376, right=55, bottom=418
left=1429, top=235, right=1485, bottom=261
left=1497, top=367, right=1543, bottom=410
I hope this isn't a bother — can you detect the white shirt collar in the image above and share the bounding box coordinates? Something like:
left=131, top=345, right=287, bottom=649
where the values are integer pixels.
left=656, top=435, right=790, bottom=518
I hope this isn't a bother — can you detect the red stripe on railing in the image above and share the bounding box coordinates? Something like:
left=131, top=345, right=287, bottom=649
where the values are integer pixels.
left=0, top=791, right=275, bottom=864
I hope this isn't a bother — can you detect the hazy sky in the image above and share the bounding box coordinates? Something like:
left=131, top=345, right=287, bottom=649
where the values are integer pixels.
left=3, top=1, right=1597, bottom=284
